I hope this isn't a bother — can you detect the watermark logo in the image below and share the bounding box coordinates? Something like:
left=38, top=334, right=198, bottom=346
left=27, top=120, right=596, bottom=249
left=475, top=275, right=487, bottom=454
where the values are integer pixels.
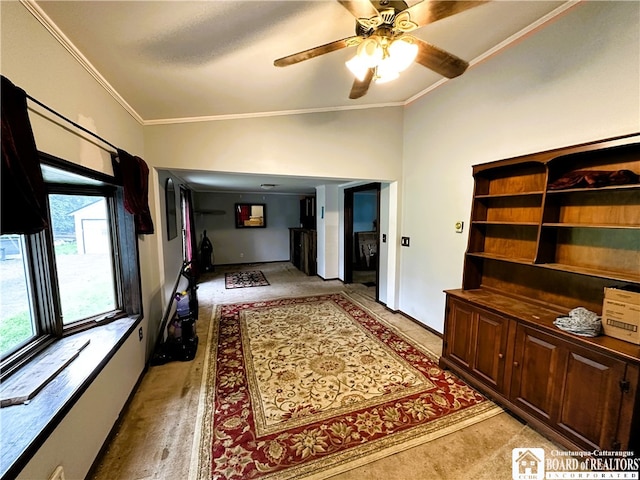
left=512, top=448, right=639, bottom=479
left=512, top=448, right=545, bottom=480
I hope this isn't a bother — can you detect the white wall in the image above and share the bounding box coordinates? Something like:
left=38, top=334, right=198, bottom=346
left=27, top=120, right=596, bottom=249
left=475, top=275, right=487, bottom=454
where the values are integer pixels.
left=400, top=1, right=640, bottom=332
left=377, top=183, right=390, bottom=304
left=143, top=103, right=405, bottom=298
left=194, top=191, right=300, bottom=265
left=155, top=171, right=187, bottom=350
left=143, top=108, right=404, bottom=182
left=16, top=328, right=145, bottom=480
left=316, top=186, right=327, bottom=277
left=380, top=181, right=401, bottom=309
left=1, top=3, right=155, bottom=478
left=316, top=184, right=340, bottom=280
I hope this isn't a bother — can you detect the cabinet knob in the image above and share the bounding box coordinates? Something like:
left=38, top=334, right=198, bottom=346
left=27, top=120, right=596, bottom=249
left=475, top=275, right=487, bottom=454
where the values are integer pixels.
left=513, top=361, right=520, bottom=367
left=498, top=353, right=504, bottom=359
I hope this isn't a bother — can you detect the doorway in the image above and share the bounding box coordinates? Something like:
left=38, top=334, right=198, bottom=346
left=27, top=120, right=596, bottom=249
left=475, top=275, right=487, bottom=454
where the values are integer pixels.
left=344, top=183, right=380, bottom=299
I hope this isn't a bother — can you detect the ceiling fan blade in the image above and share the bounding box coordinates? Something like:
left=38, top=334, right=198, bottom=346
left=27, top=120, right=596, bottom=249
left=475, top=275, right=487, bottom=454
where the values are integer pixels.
left=274, top=36, right=359, bottom=67
left=337, top=1, right=380, bottom=20
left=401, top=1, right=487, bottom=29
left=349, top=68, right=374, bottom=99
left=414, top=39, right=469, bottom=78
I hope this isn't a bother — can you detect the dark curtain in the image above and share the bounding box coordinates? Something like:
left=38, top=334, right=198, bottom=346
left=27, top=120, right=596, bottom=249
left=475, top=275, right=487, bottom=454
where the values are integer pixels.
left=113, top=149, right=154, bottom=234
left=1, top=75, right=48, bottom=234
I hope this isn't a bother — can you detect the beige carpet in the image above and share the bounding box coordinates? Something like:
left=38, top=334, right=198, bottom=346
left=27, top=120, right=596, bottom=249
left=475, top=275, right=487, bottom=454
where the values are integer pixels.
left=189, top=292, right=502, bottom=479
left=90, top=262, right=561, bottom=480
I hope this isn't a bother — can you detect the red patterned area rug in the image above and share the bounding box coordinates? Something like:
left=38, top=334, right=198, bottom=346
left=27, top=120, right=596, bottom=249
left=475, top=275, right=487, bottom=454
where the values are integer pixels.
left=225, top=271, right=270, bottom=289
left=189, top=293, right=501, bottom=480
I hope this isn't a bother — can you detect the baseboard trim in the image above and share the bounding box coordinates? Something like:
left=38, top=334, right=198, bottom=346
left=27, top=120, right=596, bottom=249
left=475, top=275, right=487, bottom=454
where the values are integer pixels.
left=316, top=275, right=342, bottom=282
left=398, top=311, right=444, bottom=339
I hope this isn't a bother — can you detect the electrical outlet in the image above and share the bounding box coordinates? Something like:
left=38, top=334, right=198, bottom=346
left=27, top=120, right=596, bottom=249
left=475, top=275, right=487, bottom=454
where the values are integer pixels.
left=382, top=234, right=386, bottom=243
left=138, top=327, right=143, bottom=341
left=240, top=253, right=244, bottom=258
left=455, top=221, right=464, bottom=233
left=401, top=237, right=410, bottom=247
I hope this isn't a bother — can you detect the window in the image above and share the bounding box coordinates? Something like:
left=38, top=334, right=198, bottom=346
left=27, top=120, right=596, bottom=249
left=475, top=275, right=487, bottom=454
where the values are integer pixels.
left=49, top=194, right=117, bottom=324
left=0, top=153, right=141, bottom=377
left=0, top=235, right=36, bottom=355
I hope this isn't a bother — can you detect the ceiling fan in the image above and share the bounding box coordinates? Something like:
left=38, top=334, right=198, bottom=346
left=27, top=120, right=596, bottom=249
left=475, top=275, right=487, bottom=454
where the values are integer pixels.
left=274, top=0, right=487, bottom=99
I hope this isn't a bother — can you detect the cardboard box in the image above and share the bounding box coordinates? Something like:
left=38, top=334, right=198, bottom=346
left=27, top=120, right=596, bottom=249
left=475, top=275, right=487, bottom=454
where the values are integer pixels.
left=604, top=287, right=640, bottom=305
left=602, top=299, right=640, bottom=345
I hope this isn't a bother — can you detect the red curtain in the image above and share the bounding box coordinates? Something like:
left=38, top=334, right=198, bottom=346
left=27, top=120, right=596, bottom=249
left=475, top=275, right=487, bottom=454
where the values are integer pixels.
left=113, top=149, right=154, bottom=234
left=237, top=204, right=250, bottom=224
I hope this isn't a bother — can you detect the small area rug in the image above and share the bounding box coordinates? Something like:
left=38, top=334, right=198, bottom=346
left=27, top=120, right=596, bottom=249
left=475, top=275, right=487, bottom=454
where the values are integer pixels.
left=190, top=293, right=501, bottom=480
left=225, top=270, right=270, bottom=289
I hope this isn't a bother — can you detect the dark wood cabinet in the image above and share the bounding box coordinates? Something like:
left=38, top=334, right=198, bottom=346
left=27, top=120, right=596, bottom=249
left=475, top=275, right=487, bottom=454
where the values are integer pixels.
left=440, top=134, right=640, bottom=452
left=445, top=298, right=475, bottom=370
left=300, top=196, right=316, bottom=230
left=444, top=298, right=511, bottom=394
left=510, top=323, right=631, bottom=451
left=510, top=324, right=562, bottom=425
left=289, top=228, right=316, bottom=276
left=472, top=308, right=512, bottom=393
left=553, top=340, right=628, bottom=450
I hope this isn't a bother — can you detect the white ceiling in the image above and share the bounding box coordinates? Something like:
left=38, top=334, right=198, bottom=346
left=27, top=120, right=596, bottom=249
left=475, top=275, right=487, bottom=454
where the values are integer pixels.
left=31, top=0, right=574, bottom=192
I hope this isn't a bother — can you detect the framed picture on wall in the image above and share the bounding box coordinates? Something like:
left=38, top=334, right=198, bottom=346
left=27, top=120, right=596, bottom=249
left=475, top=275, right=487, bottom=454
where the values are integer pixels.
left=235, top=203, right=266, bottom=228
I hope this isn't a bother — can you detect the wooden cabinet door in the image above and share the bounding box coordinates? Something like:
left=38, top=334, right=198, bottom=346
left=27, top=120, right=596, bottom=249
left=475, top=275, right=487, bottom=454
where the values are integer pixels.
left=511, top=324, right=628, bottom=450
left=554, top=346, right=626, bottom=450
left=444, top=298, right=475, bottom=370
left=472, top=309, right=511, bottom=393
left=510, top=325, right=565, bottom=424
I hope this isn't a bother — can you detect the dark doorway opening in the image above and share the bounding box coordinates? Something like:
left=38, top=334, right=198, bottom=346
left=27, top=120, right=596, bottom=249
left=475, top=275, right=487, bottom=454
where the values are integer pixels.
left=344, top=183, right=380, bottom=299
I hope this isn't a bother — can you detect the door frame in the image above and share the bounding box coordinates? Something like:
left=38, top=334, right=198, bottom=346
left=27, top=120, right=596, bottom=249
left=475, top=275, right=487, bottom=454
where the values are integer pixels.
left=344, top=182, right=381, bottom=298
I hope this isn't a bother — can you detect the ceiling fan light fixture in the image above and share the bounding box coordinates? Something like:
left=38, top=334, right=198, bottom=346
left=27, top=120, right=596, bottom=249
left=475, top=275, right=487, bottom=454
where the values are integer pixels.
left=345, top=55, right=370, bottom=81
left=348, top=34, right=417, bottom=84
left=374, top=61, right=400, bottom=84
left=356, top=36, right=383, bottom=68
left=387, top=36, right=418, bottom=72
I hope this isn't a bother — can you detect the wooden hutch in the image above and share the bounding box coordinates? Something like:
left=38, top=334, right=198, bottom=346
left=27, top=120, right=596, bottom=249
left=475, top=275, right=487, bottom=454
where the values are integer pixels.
left=440, top=134, right=640, bottom=452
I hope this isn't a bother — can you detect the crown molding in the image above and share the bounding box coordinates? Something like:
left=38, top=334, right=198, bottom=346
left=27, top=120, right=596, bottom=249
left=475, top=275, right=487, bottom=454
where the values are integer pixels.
left=143, top=101, right=405, bottom=125
left=21, top=0, right=145, bottom=125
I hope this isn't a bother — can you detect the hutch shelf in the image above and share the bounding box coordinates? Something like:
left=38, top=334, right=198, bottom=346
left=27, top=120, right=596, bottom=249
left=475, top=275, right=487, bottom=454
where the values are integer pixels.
left=440, top=133, right=640, bottom=453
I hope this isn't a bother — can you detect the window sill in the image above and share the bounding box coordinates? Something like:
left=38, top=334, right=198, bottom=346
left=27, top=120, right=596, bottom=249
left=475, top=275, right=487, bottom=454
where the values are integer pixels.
left=0, top=315, right=141, bottom=480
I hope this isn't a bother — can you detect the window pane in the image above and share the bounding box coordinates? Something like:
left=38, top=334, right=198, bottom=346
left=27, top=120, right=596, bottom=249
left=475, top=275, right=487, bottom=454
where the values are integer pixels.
left=49, top=194, right=116, bottom=324
left=0, top=235, right=36, bottom=357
